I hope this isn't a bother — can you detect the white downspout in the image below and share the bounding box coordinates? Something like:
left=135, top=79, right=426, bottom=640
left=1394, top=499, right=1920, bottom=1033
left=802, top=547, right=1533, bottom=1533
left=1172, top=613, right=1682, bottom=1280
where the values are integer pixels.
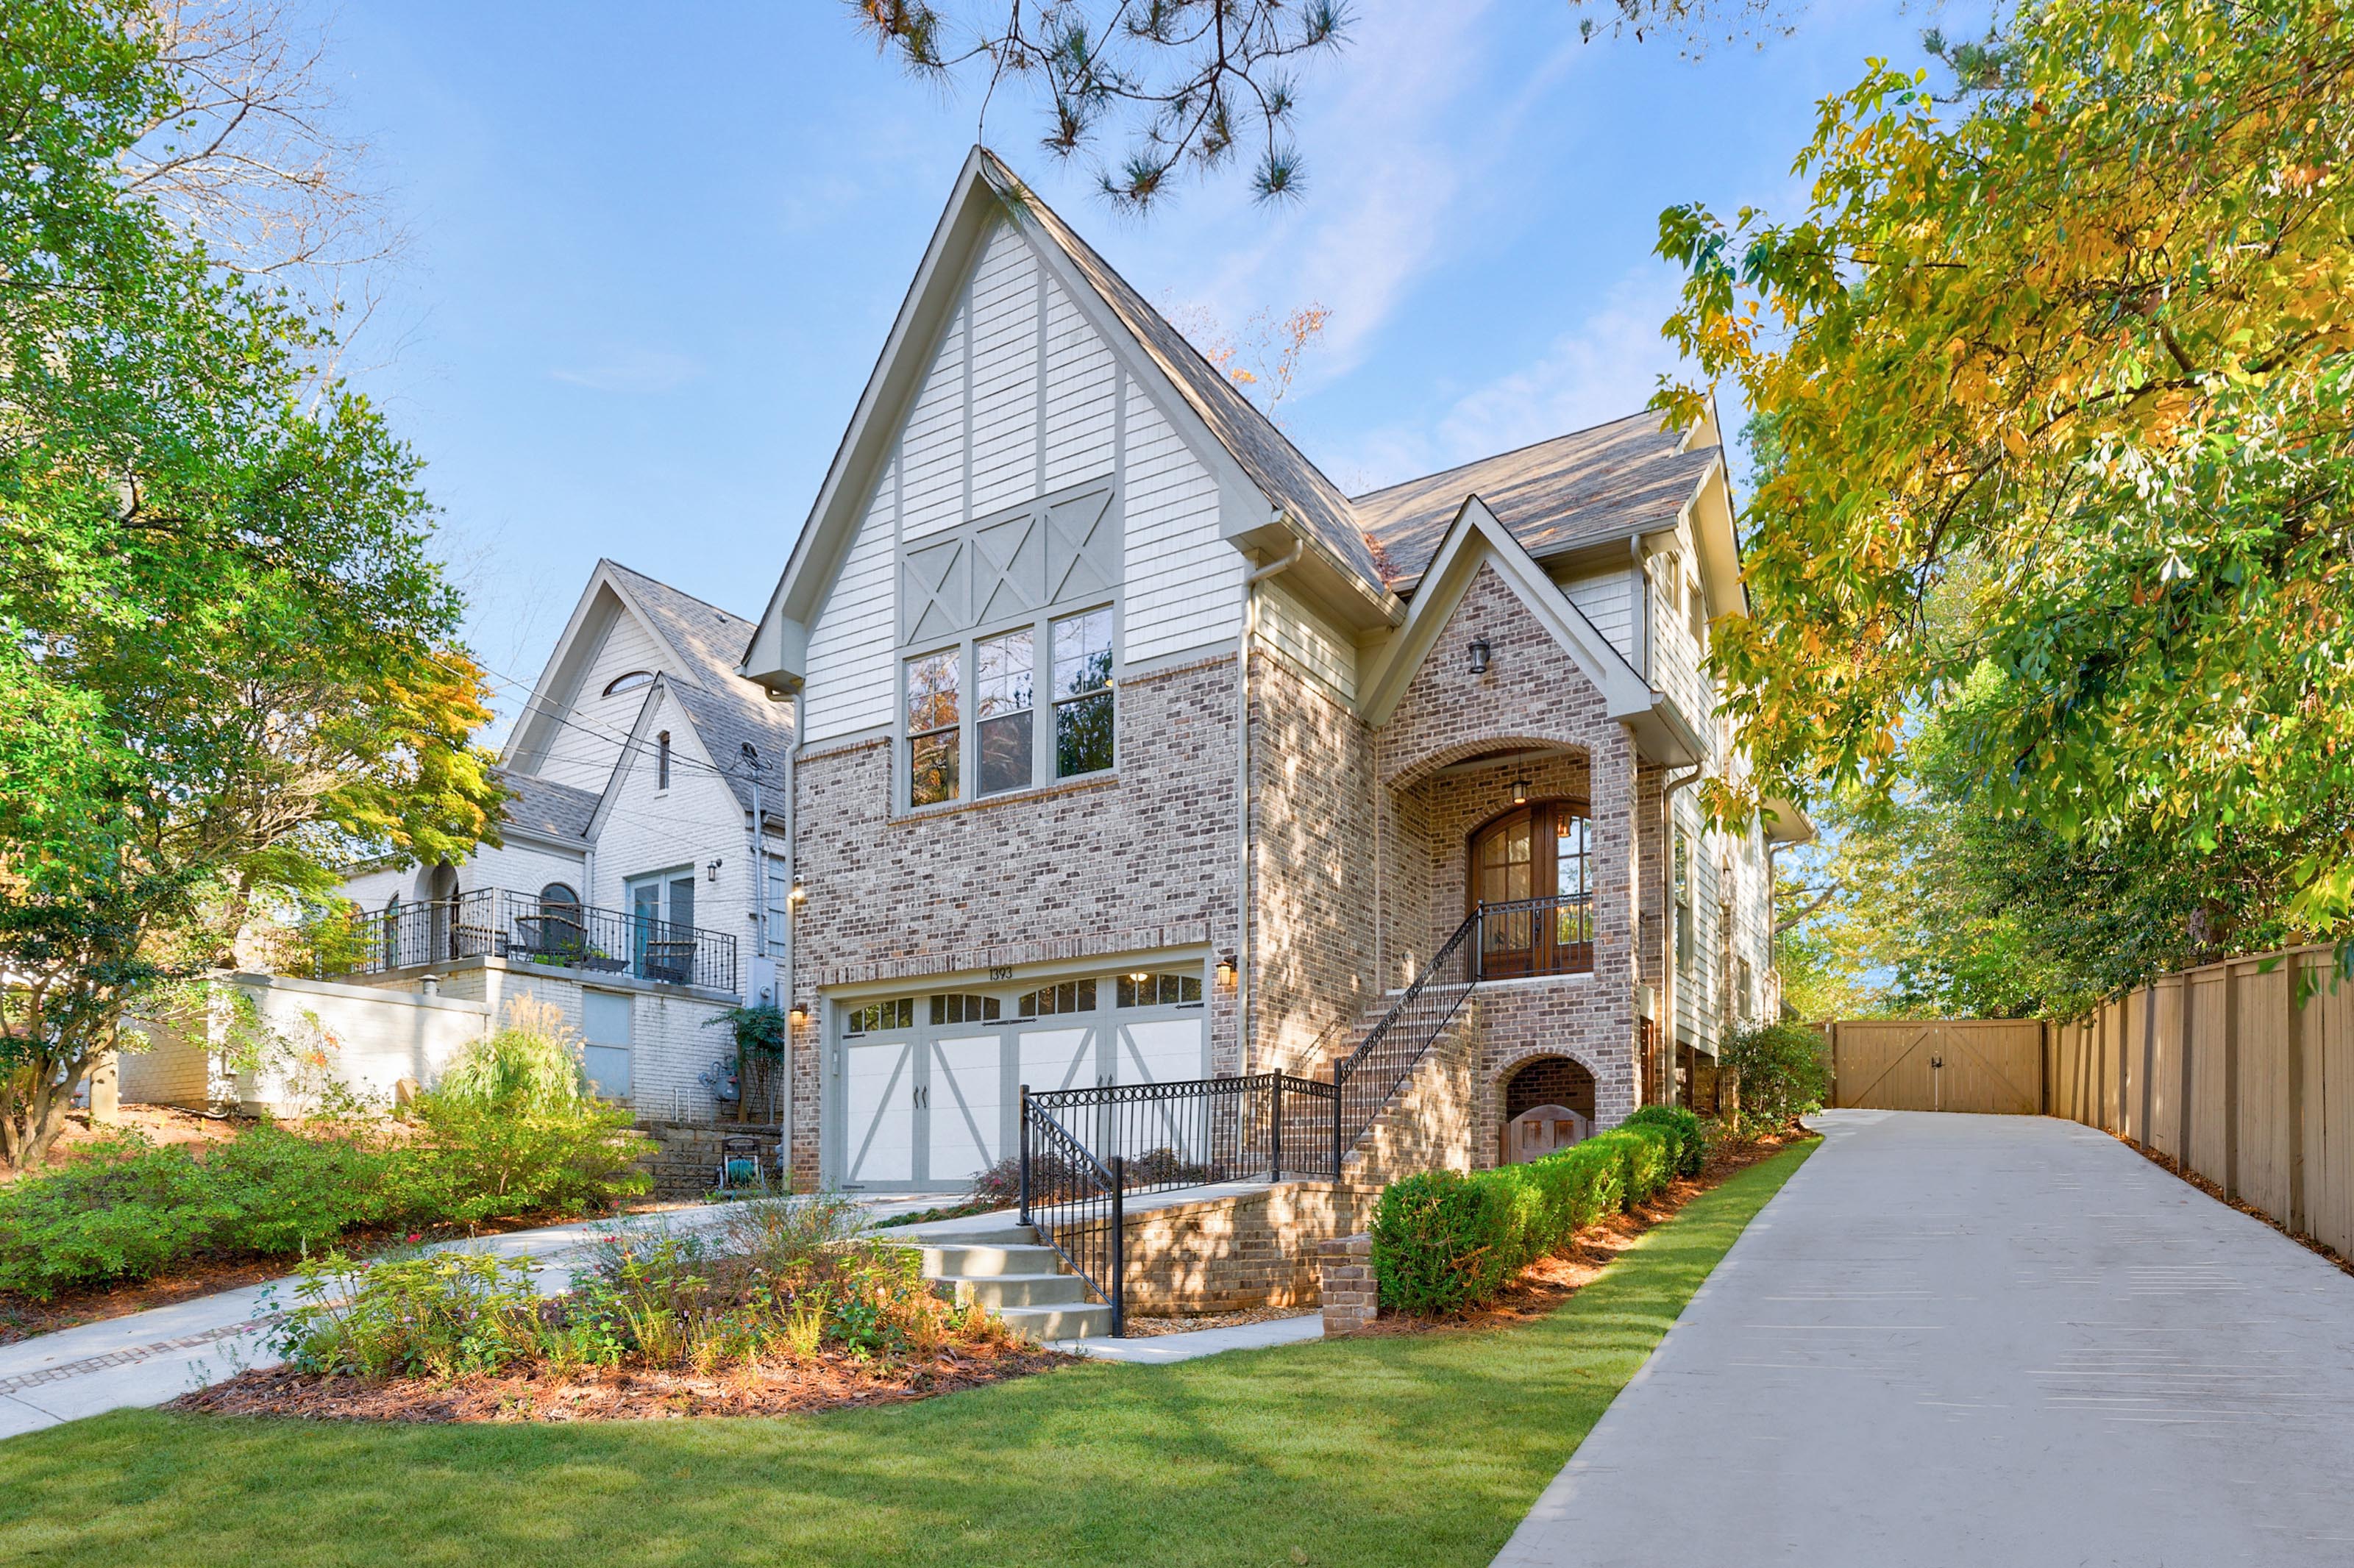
left=1237, top=524, right=1304, bottom=1077
left=1659, top=764, right=1706, bottom=1108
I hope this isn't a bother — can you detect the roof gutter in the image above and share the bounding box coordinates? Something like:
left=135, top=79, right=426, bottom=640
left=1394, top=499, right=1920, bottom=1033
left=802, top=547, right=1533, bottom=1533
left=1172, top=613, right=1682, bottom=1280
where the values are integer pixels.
left=1236, top=526, right=1304, bottom=1074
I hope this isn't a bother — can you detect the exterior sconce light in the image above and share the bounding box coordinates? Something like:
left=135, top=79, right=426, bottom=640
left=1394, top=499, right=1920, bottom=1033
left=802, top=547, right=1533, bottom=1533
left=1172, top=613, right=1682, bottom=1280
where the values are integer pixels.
left=705, top=858, right=722, bottom=882
left=788, top=1002, right=809, bottom=1023
left=1468, top=638, right=1491, bottom=675
left=1216, top=953, right=1238, bottom=984
left=1512, top=778, right=1530, bottom=805
left=788, top=880, right=807, bottom=907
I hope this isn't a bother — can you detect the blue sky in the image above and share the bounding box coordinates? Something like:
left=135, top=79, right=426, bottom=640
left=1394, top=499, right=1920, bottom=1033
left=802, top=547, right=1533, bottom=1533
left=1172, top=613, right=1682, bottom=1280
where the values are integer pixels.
left=315, top=1, right=1963, bottom=723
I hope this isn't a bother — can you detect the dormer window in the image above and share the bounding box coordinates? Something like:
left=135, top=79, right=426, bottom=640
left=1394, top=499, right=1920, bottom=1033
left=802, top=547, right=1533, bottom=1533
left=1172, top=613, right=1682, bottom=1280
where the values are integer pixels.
left=603, top=670, right=655, bottom=696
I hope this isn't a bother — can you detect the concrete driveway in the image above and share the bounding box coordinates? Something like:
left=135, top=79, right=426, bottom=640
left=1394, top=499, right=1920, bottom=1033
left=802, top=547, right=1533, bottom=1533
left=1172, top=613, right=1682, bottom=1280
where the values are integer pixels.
left=1497, top=1110, right=2354, bottom=1567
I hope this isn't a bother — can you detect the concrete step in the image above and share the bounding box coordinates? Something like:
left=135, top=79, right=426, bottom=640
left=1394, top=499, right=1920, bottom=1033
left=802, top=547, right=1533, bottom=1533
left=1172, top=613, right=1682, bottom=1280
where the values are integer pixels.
left=938, top=1271, right=1089, bottom=1309
left=998, top=1300, right=1114, bottom=1341
left=908, top=1242, right=1065, bottom=1277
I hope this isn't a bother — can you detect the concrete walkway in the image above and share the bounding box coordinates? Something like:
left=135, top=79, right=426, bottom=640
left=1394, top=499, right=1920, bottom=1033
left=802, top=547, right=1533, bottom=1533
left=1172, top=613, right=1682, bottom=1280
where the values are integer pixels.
left=1496, top=1110, right=2354, bottom=1568
left=1048, top=1313, right=1322, bottom=1362
left=0, top=1202, right=773, bottom=1440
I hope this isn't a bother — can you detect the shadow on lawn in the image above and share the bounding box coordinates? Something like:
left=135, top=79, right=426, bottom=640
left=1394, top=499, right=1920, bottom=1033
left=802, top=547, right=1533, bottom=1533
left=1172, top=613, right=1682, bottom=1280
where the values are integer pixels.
left=0, top=1147, right=1815, bottom=1568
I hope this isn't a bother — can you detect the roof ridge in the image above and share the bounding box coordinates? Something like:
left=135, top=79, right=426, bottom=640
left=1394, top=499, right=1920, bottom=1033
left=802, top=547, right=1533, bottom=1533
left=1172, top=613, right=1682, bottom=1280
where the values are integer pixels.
left=602, top=558, right=755, bottom=631
left=1349, top=410, right=1672, bottom=503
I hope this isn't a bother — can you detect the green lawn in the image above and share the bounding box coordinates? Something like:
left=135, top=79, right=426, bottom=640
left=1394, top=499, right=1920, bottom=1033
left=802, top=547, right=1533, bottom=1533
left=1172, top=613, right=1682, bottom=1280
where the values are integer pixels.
left=0, top=1144, right=1813, bottom=1568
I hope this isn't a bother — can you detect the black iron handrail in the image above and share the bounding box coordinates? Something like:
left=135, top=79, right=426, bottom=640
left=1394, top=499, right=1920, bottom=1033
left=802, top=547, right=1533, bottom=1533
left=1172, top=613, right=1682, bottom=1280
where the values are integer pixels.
left=1331, top=907, right=1484, bottom=1153
left=323, top=887, right=740, bottom=994
left=1018, top=1069, right=1340, bottom=1336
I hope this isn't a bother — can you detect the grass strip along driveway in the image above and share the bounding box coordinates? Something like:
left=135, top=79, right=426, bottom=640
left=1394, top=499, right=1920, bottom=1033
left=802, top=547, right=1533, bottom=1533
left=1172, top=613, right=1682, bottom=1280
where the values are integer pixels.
left=0, top=1144, right=1813, bottom=1568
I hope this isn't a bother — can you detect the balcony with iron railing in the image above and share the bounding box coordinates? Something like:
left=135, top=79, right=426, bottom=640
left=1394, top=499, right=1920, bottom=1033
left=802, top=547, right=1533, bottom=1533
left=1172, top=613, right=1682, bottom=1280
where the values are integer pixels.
left=321, top=887, right=740, bottom=995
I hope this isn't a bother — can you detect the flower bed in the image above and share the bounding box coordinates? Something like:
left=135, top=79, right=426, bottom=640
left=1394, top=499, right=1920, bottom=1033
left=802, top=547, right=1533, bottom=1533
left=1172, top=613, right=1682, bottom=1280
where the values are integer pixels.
left=173, top=1194, right=1064, bottom=1423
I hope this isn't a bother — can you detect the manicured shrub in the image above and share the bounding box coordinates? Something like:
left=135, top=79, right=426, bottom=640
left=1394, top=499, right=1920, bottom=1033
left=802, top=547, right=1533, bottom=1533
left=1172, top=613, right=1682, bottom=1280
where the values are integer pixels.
left=1369, top=1121, right=1681, bottom=1317
left=0, top=1138, right=235, bottom=1299
left=1623, top=1105, right=1704, bottom=1178
left=1721, top=1022, right=1832, bottom=1131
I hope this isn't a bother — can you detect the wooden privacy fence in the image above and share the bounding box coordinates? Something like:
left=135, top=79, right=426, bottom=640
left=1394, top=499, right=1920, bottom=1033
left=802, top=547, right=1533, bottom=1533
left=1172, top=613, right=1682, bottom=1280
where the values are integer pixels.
left=1828, top=1019, right=2048, bottom=1114
left=2048, top=943, right=2354, bottom=1257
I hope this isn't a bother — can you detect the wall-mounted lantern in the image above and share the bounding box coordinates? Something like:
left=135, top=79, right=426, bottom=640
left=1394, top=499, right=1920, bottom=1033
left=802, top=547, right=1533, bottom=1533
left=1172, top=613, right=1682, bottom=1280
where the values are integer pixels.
left=1468, top=638, right=1491, bottom=675
left=1512, top=777, right=1530, bottom=805
left=788, top=879, right=807, bottom=907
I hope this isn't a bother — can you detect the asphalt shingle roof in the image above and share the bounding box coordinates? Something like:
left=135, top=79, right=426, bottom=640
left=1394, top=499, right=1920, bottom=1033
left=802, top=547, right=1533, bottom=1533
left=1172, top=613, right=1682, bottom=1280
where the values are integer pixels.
left=1353, top=410, right=1722, bottom=593
left=494, top=771, right=600, bottom=842
left=599, top=560, right=794, bottom=815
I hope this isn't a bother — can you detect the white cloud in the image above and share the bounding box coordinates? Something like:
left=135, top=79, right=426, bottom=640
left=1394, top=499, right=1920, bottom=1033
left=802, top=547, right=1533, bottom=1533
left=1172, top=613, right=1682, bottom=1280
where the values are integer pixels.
left=550, top=349, right=703, bottom=394
left=1322, top=265, right=1696, bottom=492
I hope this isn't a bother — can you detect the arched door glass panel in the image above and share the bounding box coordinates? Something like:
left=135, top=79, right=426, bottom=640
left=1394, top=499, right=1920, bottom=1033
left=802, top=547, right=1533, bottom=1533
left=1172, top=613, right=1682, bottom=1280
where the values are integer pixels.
left=1472, top=802, right=1594, bottom=977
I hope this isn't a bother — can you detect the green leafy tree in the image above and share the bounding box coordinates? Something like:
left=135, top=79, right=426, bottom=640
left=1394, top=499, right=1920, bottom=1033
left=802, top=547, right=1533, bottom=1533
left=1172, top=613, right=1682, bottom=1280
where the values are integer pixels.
left=1660, top=0, right=2354, bottom=965
left=0, top=3, right=501, bottom=1167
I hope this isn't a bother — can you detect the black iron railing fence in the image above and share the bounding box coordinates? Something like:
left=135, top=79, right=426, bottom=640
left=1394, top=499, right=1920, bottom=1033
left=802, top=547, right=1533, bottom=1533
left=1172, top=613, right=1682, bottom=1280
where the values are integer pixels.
left=1018, top=1070, right=1339, bottom=1334
left=1011, top=893, right=1590, bottom=1336
left=324, top=887, right=739, bottom=994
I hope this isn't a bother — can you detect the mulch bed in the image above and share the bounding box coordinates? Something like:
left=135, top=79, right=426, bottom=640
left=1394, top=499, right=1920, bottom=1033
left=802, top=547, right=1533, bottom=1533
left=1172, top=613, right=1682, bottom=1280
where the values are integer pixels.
left=1352, top=1127, right=1815, bottom=1338
left=171, top=1339, right=1071, bottom=1423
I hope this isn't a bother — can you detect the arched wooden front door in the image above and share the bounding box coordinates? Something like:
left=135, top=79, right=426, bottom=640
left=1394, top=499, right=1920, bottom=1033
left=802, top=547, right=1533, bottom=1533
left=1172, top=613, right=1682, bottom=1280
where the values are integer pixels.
left=1471, top=801, right=1594, bottom=977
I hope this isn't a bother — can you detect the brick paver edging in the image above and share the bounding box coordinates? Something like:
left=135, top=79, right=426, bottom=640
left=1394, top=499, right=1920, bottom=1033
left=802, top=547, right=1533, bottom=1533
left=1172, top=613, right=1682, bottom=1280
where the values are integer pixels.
left=0, top=1316, right=277, bottom=1395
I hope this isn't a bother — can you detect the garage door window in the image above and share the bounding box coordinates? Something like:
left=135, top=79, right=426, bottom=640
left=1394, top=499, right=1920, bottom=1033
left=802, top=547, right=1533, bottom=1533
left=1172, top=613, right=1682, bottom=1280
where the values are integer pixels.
left=931, top=993, right=1001, bottom=1025
left=846, top=997, right=915, bottom=1036
left=1018, top=979, right=1096, bottom=1017
left=1117, top=972, right=1202, bottom=1008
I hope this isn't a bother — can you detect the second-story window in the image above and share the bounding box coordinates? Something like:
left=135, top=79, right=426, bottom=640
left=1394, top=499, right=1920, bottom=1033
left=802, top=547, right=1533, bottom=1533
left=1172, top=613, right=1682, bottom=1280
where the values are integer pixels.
left=1674, top=831, right=1693, bottom=974
left=906, top=650, right=960, bottom=806
left=1688, top=573, right=1706, bottom=644
left=1053, top=606, right=1115, bottom=778
left=656, top=730, right=671, bottom=790
left=975, top=629, right=1034, bottom=797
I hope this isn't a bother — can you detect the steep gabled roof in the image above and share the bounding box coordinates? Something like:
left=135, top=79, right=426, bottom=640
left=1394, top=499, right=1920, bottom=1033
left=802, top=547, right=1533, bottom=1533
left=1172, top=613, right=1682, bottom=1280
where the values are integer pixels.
left=981, top=152, right=1381, bottom=588
left=601, top=560, right=758, bottom=696
left=1354, top=410, right=1722, bottom=593
left=495, top=771, right=600, bottom=842
left=597, top=562, right=793, bottom=816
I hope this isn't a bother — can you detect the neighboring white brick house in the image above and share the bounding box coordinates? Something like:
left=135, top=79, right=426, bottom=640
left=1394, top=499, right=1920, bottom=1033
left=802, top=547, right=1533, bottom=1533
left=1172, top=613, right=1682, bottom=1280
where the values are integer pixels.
left=741, top=150, right=1807, bottom=1193
left=333, top=560, right=794, bottom=1122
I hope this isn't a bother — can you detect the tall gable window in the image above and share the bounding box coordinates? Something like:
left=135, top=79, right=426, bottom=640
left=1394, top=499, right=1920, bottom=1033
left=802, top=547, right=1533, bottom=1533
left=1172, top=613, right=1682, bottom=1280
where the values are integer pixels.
left=656, top=730, right=672, bottom=791
left=975, top=629, right=1034, bottom=797
left=895, top=482, right=1120, bottom=810
left=905, top=650, right=961, bottom=805
left=1052, top=607, right=1114, bottom=778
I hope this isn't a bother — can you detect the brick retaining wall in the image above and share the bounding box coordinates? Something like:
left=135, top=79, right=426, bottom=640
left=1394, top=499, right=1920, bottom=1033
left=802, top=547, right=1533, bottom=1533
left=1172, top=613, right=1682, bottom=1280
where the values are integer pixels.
left=1120, top=1180, right=1383, bottom=1316
left=638, top=1119, right=784, bottom=1200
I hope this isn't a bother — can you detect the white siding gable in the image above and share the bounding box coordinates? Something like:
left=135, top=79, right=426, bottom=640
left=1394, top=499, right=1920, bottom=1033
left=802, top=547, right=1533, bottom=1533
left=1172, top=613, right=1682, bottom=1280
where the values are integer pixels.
left=1557, top=566, right=1635, bottom=665
left=536, top=607, right=667, bottom=792
left=797, top=213, right=1245, bottom=746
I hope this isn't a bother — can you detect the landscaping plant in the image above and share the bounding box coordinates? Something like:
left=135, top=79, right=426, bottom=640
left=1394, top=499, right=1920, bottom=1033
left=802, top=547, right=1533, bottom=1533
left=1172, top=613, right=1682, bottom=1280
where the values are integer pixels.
left=1720, top=1022, right=1830, bottom=1136
left=274, top=1200, right=1015, bottom=1385
left=1369, top=1122, right=1686, bottom=1316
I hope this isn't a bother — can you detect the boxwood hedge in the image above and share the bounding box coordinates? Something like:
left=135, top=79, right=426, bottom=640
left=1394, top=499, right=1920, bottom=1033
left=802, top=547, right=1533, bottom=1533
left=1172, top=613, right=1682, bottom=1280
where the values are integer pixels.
left=1368, top=1111, right=1704, bottom=1316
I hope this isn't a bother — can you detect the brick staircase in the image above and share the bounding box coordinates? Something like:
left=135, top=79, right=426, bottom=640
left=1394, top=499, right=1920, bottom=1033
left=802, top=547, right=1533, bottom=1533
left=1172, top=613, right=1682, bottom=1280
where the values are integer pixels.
left=890, top=1222, right=1114, bottom=1340
left=1326, top=1001, right=1477, bottom=1185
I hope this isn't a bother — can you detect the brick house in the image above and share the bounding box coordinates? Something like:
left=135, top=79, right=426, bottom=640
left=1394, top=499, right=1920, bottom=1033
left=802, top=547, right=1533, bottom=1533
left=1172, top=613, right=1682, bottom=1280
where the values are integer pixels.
left=742, top=149, right=1806, bottom=1197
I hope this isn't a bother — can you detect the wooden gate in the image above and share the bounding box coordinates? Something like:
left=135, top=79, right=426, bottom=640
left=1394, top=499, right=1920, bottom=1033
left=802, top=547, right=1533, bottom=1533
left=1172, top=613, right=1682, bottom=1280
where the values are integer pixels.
left=1829, top=1019, right=2047, bottom=1114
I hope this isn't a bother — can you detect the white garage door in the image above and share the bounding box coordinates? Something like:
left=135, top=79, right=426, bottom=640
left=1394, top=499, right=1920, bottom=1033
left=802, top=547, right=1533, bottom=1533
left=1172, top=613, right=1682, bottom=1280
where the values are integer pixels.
left=832, top=965, right=1211, bottom=1193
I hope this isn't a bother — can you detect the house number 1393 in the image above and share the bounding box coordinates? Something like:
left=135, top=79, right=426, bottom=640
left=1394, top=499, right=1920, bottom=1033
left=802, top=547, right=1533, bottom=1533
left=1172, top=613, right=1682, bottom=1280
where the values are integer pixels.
left=988, top=965, right=1014, bottom=981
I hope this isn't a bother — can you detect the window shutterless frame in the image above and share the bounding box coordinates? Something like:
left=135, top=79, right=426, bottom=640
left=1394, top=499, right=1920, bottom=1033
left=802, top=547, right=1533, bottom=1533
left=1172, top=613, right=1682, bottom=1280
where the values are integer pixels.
left=899, top=601, right=1120, bottom=810
left=892, top=482, right=1123, bottom=813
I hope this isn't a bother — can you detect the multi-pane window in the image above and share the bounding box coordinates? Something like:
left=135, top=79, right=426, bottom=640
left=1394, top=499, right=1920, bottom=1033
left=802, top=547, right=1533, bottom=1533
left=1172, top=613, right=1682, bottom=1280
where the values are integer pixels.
left=1688, top=574, right=1706, bottom=643
left=1736, top=957, right=1755, bottom=1021
left=1674, top=833, right=1694, bottom=974
left=1052, top=607, right=1114, bottom=778
left=931, top=993, right=1002, bottom=1025
left=905, top=650, right=960, bottom=806
left=1018, top=978, right=1097, bottom=1017
left=975, top=629, right=1034, bottom=797
left=1117, top=972, right=1203, bottom=1008
left=844, top=997, right=915, bottom=1036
